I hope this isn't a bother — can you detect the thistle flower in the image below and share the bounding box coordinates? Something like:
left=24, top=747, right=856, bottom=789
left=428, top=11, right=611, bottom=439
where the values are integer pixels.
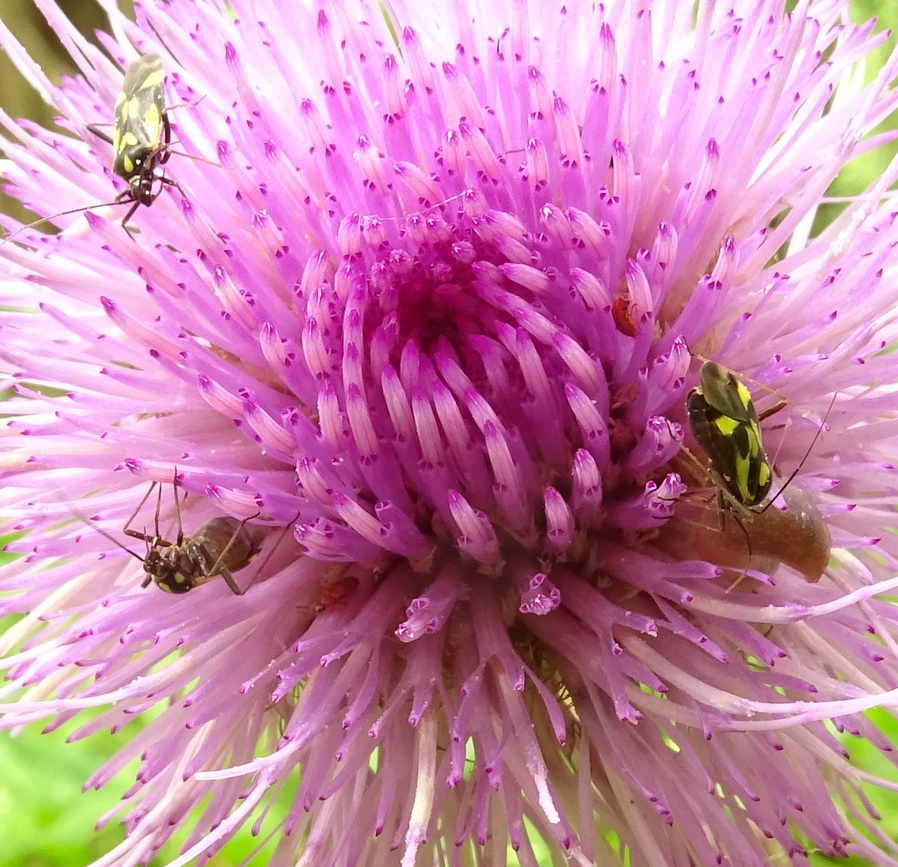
left=2, top=1, right=898, bottom=865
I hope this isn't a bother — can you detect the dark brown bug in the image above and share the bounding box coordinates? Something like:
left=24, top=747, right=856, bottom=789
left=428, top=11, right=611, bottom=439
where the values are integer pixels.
left=117, top=479, right=263, bottom=595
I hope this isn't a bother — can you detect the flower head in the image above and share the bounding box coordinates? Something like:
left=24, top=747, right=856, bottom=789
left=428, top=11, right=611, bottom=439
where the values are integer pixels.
left=3, top=0, right=898, bottom=864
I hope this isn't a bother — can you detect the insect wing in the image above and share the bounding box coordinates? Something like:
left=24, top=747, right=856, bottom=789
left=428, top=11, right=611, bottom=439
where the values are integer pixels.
left=153, top=517, right=261, bottom=594
left=112, top=54, right=167, bottom=181
left=698, top=362, right=758, bottom=424
left=195, top=516, right=263, bottom=575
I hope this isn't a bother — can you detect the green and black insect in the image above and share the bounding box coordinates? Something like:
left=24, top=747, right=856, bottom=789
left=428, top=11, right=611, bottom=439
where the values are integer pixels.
left=91, top=479, right=263, bottom=595
left=686, top=360, right=786, bottom=518
left=684, top=359, right=833, bottom=584
left=2, top=53, right=181, bottom=244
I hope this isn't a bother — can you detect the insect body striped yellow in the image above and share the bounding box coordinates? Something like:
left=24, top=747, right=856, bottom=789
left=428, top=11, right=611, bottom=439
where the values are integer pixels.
left=684, top=359, right=831, bottom=583
left=686, top=360, right=784, bottom=516
left=94, top=52, right=177, bottom=230
left=2, top=54, right=179, bottom=245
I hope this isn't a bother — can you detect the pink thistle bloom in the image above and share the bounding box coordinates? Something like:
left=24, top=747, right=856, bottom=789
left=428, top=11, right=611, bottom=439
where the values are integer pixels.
left=3, top=0, right=898, bottom=864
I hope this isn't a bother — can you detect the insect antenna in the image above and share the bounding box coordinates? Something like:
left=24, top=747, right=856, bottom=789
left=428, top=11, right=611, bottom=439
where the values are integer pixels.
left=45, top=483, right=149, bottom=567
left=761, top=391, right=837, bottom=512
left=86, top=517, right=147, bottom=564
left=0, top=199, right=129, bottom=248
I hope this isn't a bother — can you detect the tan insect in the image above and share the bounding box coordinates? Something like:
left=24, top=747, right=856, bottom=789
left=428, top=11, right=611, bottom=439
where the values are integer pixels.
left=114, top=478, right=263, bottom=594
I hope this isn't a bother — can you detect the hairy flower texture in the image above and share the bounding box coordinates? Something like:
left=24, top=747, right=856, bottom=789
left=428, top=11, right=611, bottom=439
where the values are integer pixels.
left=3, top=0, right=898, bottom=864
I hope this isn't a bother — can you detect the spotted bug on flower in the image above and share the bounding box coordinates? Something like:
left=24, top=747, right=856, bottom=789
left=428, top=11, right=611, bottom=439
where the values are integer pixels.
left=682, top=359, right=831, bottom=583
left=89, top=52, right=179, bottom=232
left=1, top=53, right=179, bottom=244
left=114, top=479, right=263, bottom=595
left=611, top=294, right=638, bottom=336
left=686, top=360, right=784, bottom=517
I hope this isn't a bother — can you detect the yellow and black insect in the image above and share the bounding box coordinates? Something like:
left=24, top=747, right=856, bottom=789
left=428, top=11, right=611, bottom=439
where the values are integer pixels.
left=2, top=53, right=180, bottom=245
left=683, top=359, right=834, bottom=584
left=106, top=479, right=263, bottom=595
left=686, top=360, right=786, bottom=517
left=86, top=52, right=178, bottom=232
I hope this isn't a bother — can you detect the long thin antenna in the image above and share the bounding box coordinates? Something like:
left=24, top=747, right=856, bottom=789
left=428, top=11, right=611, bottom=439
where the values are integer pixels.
left=0, top=200, right=126, bottom=247
left=764, top=391, right=837, bottom=511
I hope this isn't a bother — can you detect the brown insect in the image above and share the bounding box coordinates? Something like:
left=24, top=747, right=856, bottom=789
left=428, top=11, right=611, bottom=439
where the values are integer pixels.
left=114, top=478, right=263, bottom=594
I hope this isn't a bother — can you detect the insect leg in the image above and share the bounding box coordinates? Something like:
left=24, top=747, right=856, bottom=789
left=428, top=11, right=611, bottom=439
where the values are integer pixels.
left=153, top=170, right=184, bottom=197
left=159, top=114, right=173, bottom=164
left=723, top=511, right=755, bottom=593
left=122, top=481, right=160, bottom=543
left=118, top=197, right=142, bottom=237
left=85, top=124, right=114, bottom=145
left=756, top=397, right=787, bottom=423
left=228, top=514, right=298, bottom=596
left=217, top=564, right=244, bottom=596
left=170, top=471, right=186, bottom=546
left=715, top=487, right=726, bottom=531
left=760, top=392, right=837, bottom=512
left=206, top=512, right=262, bottom=596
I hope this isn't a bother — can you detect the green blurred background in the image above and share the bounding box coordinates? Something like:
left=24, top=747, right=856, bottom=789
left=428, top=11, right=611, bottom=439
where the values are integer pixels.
left=1, top=1, right=898, bottom=865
